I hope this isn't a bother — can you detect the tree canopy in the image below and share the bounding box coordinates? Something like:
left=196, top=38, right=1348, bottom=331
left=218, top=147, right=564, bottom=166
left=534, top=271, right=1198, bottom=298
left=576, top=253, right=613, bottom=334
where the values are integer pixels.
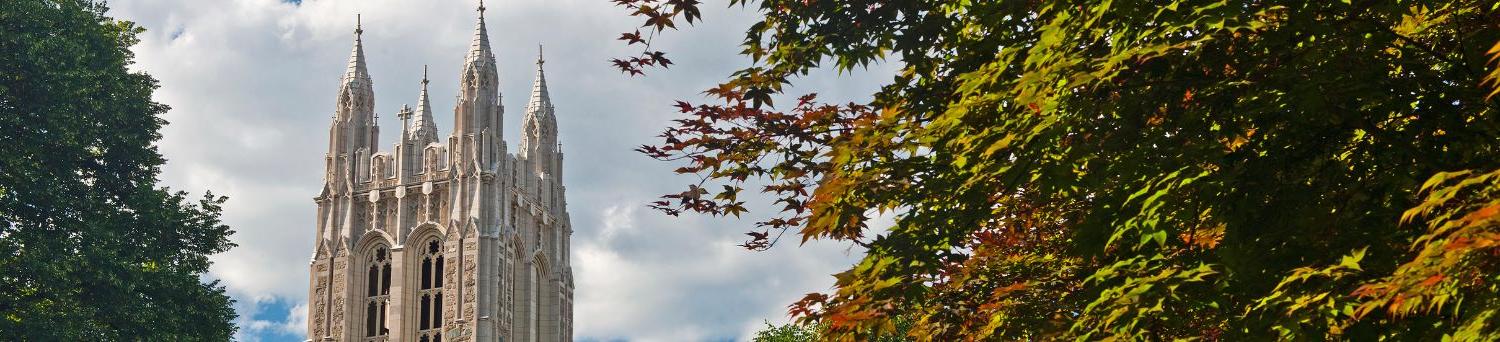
left=752, top=317, right=913, bottom=342
left=0, top=0, right=237, bottom=340
left=617, top=0, right=1500, bottom=340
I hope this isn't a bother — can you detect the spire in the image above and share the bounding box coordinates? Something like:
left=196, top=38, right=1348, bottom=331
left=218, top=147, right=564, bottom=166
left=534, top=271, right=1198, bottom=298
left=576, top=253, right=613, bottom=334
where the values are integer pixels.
left=418, top=65, right=431, bottom=115
left=521, top=44, right=557, bottom=165
left=337, top=14, right=373, bottom=121
left=344, top=14, right=368, bottom=84
left=327, top=15, right=377, bottom=189
left=526, top=45, right=552, bottom=115
left=464, top=0, right=493, bottom=72
left=409, top=65, right=438, bottom=143
left=455, top=0, right=498, bottom=138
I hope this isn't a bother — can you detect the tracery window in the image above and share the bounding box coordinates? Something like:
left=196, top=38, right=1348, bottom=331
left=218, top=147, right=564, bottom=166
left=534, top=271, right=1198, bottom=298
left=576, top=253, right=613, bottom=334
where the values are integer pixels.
left=417, top=239, right=445, bottom=342
left=529, top=265, right=541, bottom=342
left=364, top=247, right=391, bottom=339
left=509, top=248, right=521, bottom=328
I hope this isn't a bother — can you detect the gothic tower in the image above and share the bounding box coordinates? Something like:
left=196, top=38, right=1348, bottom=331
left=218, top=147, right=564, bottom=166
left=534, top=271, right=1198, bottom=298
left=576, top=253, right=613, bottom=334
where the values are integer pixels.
left=308, top=4, right=574, bottom=341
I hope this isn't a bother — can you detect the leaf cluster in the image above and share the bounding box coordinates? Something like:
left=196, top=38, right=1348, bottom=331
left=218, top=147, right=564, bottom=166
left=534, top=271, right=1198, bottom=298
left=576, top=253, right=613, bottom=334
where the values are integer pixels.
left=621, top=0, right=1500, bottom=340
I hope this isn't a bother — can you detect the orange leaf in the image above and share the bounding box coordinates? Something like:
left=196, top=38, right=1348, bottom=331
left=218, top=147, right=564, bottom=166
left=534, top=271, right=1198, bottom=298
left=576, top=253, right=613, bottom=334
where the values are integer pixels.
left=1419, top=274, right=1445, bottom=287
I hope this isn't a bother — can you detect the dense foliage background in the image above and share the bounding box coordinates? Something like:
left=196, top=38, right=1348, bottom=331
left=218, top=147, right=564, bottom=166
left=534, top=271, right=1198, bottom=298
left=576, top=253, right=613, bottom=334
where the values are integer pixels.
left=619, top=0, right=1500, bottom=340
left=0, top=0, right=236, bottom=340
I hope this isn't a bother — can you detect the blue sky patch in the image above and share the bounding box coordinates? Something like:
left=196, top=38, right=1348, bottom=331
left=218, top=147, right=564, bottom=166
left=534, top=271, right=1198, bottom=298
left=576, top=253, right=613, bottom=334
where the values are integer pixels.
left=238, top=296, right=304, bottom=342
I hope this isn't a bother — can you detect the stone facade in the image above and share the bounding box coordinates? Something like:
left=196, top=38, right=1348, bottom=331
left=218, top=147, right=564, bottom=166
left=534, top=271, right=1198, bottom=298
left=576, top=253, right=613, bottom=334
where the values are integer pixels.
left=307, top=5, right=573, bottom=342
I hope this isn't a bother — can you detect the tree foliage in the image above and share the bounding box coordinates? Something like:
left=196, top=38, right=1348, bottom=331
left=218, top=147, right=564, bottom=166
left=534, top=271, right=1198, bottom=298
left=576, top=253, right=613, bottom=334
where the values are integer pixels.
left=620, top=0, right=1500, bottom=340
left=753, top=320, right=824, bottom=342
left=0, top=0, right=237, bottom=340
left=752, top=317, right=913, bottom=342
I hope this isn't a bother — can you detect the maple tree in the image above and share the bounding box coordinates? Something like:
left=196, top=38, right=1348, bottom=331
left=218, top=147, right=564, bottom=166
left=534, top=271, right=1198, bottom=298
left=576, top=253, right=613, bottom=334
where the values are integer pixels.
left=617, top=0, right=1500, bottom=340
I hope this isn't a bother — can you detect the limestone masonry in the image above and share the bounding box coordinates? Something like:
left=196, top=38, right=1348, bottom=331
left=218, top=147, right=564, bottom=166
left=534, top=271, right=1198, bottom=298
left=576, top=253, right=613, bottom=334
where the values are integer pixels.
left=306, top=4, right=573, bottom=341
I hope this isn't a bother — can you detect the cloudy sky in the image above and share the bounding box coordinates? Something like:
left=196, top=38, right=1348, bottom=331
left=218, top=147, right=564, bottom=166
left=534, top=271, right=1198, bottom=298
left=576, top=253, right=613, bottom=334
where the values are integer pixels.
left=105, top=0, right=895, bottom=341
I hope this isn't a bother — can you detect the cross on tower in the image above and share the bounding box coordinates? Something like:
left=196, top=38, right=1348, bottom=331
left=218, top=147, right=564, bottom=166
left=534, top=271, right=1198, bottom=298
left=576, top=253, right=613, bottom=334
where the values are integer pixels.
left=355, top=14, right=363, bottom=35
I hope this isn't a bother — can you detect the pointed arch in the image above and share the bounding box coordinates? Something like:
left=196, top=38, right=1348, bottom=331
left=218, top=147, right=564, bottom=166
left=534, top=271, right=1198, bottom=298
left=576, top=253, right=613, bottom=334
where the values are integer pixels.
left=506, top=234, right=528, bottom=342
left=406, top=222, right=447, bottom=342
left=353, top=231, right=394, bottom=339
left=526, top=253, right=551, bottom=342
left=508, top=233, right=528, bottom=260
left=406, top=221, right=447, bottom=246
left=353, top=229, right=396, bottom=255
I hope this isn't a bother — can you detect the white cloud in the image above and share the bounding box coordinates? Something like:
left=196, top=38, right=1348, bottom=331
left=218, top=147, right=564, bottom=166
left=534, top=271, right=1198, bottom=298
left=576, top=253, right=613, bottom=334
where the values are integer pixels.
left=281, top=303, right=312, bottom=335
left=108, top=0, right=896, bottom=340
left=574, top=202, right=862, bottom=340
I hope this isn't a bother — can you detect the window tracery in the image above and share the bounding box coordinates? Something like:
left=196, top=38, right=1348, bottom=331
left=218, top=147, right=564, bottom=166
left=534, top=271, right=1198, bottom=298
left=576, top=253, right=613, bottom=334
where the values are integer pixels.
left=363, top=247, right=391, bottom=340
left=417, top=239, right=445, bottom=342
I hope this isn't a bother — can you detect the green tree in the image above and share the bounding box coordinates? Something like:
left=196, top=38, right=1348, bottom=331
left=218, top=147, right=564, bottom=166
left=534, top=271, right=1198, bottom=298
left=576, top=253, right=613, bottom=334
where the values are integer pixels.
left=618, top=0, right=1500, bottom=340
left=753, top=321, right=823, bottom=342
left=752, top=317, right=913, bottom=342
left=0, top=0, right=237, bottom=340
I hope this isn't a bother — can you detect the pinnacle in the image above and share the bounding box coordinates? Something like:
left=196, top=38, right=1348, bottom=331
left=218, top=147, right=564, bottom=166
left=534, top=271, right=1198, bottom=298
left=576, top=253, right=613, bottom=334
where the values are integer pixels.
left=465, top=1, right=492, bottom=66
left=410, top=65, right=437, bottom=143
left=335, top=14, right=373, bottom=122
left=526, top=44, right=553, bottom=116
left=343, top=15, right=370, bottom=85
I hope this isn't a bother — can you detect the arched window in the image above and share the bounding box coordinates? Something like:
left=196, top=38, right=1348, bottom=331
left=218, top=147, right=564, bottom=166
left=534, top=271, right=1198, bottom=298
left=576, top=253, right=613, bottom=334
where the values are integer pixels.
left=364, top=247, right=391, bottom=339
left=529, top=264, right=542, bottom=342
left=417, top=239, right=445, bottom=342
left=509, top=246, right=521, bottom=333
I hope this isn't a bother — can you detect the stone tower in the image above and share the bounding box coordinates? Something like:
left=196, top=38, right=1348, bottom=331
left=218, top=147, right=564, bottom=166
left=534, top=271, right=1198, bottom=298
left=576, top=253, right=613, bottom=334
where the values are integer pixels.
left=307, top=5, right=574, bottom=341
